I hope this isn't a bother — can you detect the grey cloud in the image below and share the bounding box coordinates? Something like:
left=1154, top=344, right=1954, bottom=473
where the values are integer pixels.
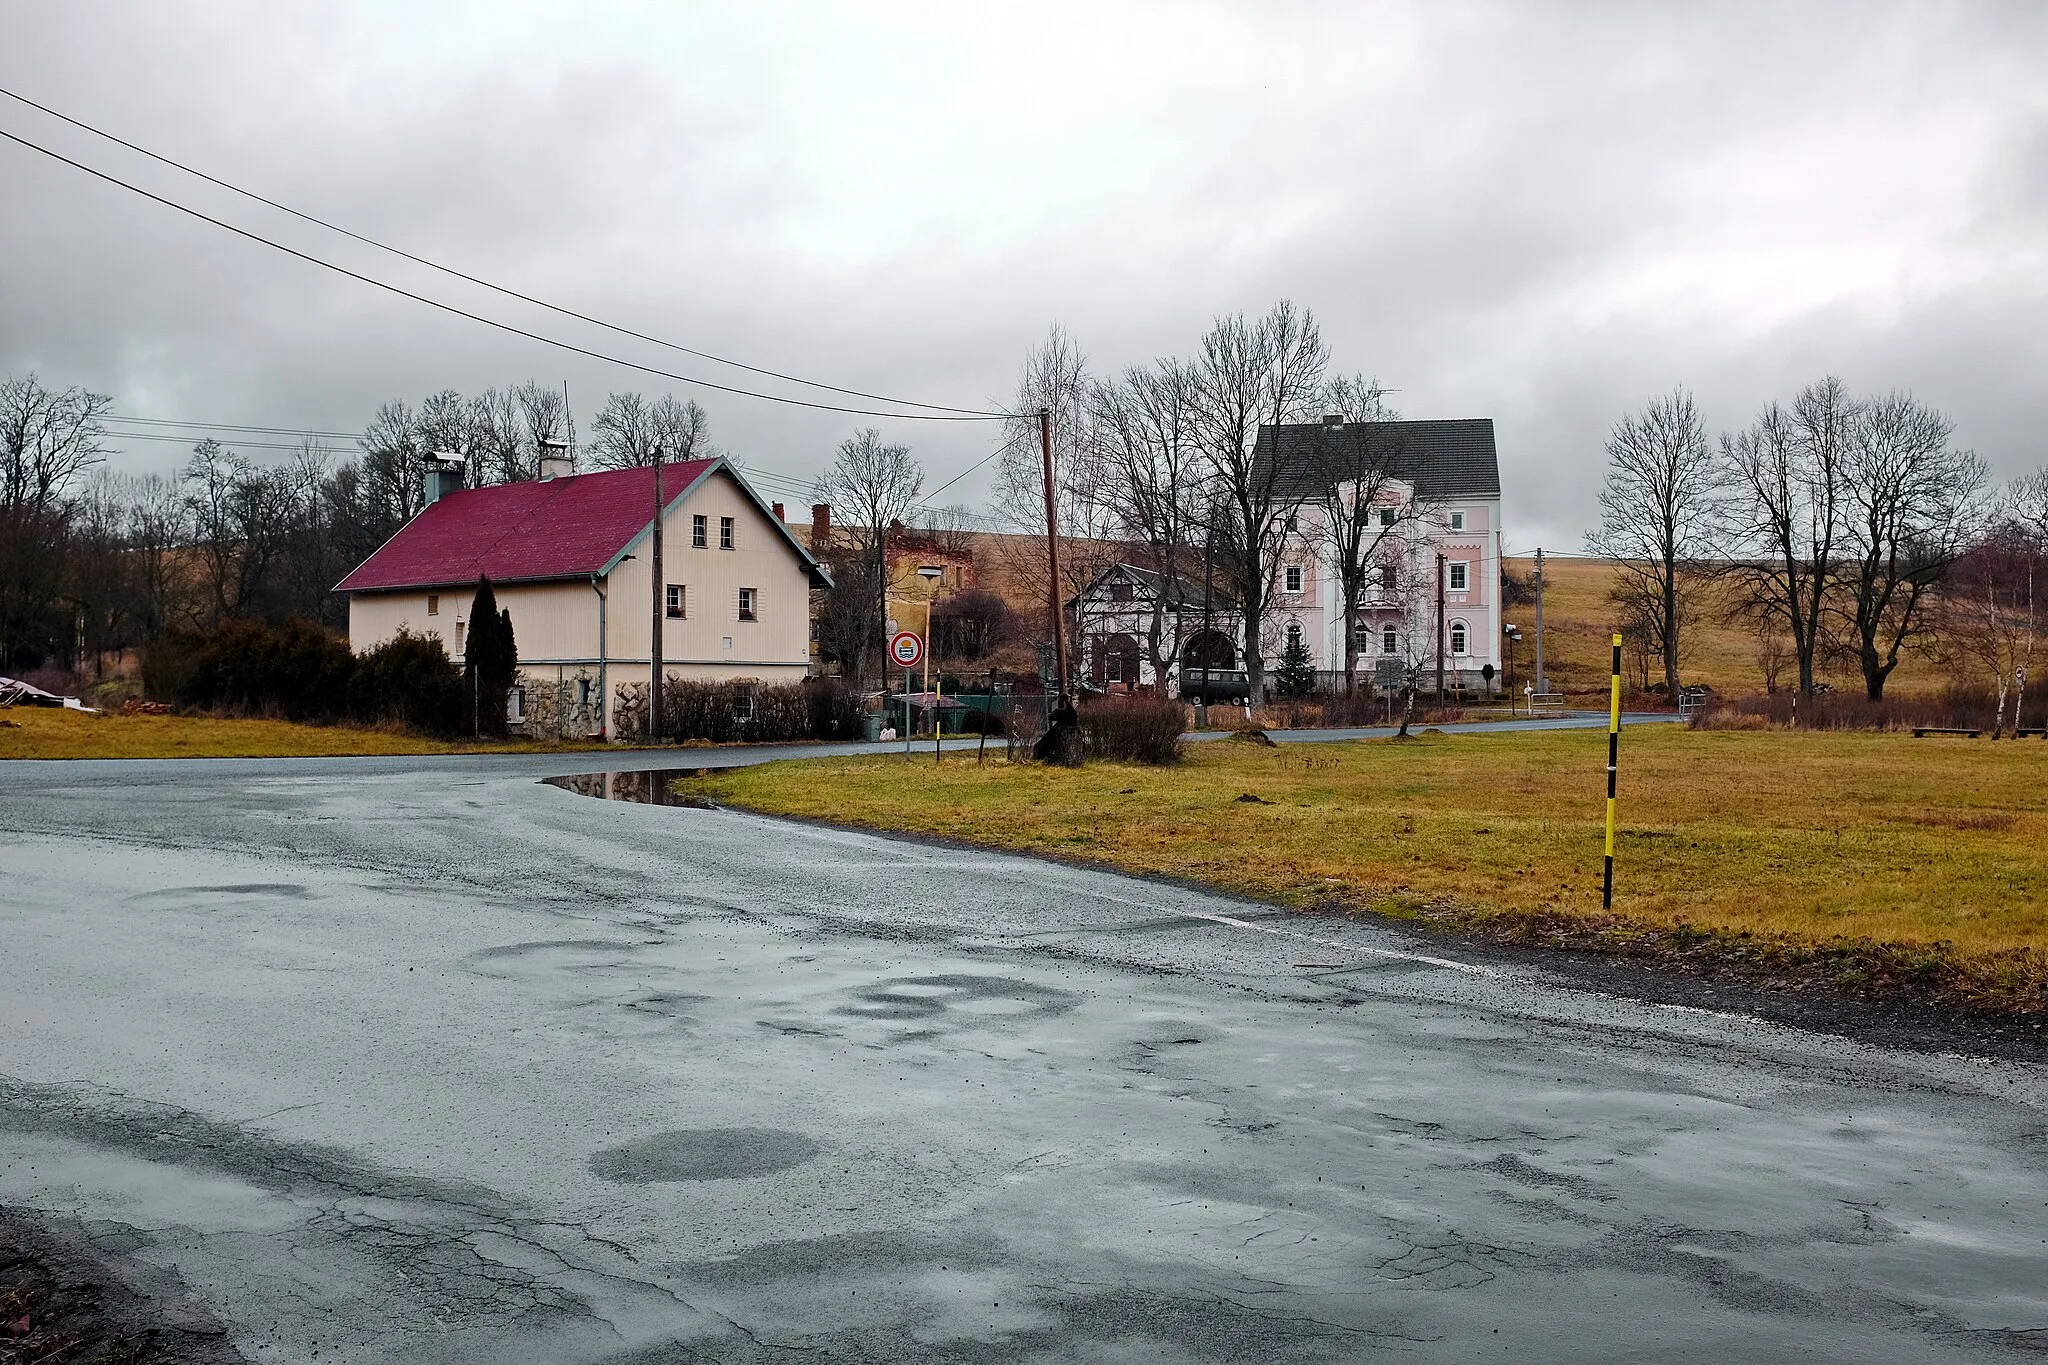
left=2, top=1, right=2044, bottom=548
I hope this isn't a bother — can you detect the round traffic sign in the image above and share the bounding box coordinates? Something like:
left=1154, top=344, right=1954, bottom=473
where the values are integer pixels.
left=889, top=631, right=924, bottom=669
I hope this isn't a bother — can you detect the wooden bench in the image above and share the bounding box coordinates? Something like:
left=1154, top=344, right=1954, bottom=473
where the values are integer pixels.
left=1912, top=727, right=1982, bottom=738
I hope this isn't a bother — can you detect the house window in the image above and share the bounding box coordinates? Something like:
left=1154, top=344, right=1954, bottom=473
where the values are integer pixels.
left=1378, top=507, right=1396, bottom=527
left=1380, top=564, right=1397, bottom=590
left=1105, top=646, right=1124, bottom=682
left=665, top=584, right=686, bottom=619
left=1284, top=565, right=1304, bottom=594
left=1286, top=621, right=1304, bottom=650
left=454, top=621, right=466, bottom=652
left=1450, top=621, right=1469, bottom=655
left=720, top=516, right=735, bottom=550
left=1449, top=510, right=1466, bottom=532
left=426, top=594, right=440, bottom=616
left=691, top=514, right=707, bottom=549
left=1109, top=579, right=1132, bottom=603
left=1448, top=562, right=1468, bottom=591
left=737, top=587, right=757, bottom=622
left=1381, top=624, right=1399, bottom=654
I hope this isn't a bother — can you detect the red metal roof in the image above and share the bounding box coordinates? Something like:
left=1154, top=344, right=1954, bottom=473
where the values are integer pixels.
left=335, top=461, right=723, bottom=593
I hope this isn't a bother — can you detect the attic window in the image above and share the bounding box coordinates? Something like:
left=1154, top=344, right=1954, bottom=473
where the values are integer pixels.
left=426, top=594, right=440, bottom=616
left=692, top=515, right=707, bottom=549
left=1449, top=510, right=1466, bottom=532
left=1109, top=580, right=1132, bottom=603
left=1378, top=508, right=1396, bottom=527
left=720, top=516, right=735, bottom=550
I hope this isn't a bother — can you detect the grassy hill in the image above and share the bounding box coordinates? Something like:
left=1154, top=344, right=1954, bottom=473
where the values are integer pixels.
left=1501, top=556, right=1946, bottom=699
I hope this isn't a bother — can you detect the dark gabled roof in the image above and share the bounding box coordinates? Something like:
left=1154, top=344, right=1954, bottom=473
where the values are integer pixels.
left=335, top=459, right=831, bottom=593
left=1067, top=561, right=1224, bottom=613
left=1252, top=418, right=1501, bottom=501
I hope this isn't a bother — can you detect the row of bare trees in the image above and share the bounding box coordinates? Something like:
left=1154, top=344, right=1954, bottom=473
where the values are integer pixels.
left=0, top=370, right=720, bottom=679
left=990, top=303, right=1419, bottom=699
left=1590, top=377, right=2034, bottom=702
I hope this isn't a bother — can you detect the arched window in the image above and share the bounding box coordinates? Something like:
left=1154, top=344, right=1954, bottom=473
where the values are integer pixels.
left=1450, top=621, right=1469, bottom=656
left=1286, top=621, right=1304, bottom=650
left=1381, top=624, right=1398, bottom=655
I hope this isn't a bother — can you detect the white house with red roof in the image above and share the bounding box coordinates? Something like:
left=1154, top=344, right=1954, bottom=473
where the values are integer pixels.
left=335, top=458, right=831, bottom=739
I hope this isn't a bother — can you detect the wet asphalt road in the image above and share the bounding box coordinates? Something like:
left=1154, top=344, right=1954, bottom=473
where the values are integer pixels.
left=1, top=737, right=2044, bottom=1363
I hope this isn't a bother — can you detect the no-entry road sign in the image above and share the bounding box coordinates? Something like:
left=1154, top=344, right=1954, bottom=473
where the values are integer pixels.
left=889, top=631, right=924, bottom=670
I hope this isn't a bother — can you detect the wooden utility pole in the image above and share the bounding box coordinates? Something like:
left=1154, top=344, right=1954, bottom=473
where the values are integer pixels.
left=1533, top=546, right=1546, bottom=696
left=1435, top=551, right=1447, bottom=700
left=649, top=443, right=665, bottom=744
left=1039, top=407, right=1069, bottom=707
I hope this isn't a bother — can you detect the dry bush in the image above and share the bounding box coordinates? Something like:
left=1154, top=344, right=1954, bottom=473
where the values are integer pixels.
left=1078, top=695, right=1187, bottom=763
left=1697, top=685, right=2047, bottom=733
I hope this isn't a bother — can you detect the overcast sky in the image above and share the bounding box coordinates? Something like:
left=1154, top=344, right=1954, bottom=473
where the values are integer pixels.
left=3, top=1, right=2043, bottom=549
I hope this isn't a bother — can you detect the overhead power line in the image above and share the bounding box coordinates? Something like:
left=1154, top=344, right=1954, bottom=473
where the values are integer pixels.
left=0, top=123, right=1011, bottom=424
left=0, top=85, right=1005, bottom=419
left=105, top=415, right=359, bottom=440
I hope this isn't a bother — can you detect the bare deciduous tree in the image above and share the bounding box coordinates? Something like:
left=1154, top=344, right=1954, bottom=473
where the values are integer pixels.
left=1933, top=525, right=2041, bottom=738
left=588, top=392, right=714, bottom=469
left=1588, top=387, right=1718, bottom=698
left=994, top=325, right=1119, bottom=679
left=814, top=428, right=922, bottom=686
left=1718, top=376, right=1856, bottom=697
left=1307, top=376, right=1411, bottom=697
left=1836, top=392, right=1986, bottom=699
left=1089, top=358, right=1203, bottom=688
left=1192, top=300, right=1329, bottom=700
left=1, top=373, right=111, bottom=665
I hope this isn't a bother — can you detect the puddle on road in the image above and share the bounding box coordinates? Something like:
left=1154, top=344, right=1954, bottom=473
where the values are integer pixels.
left=590, top=1128, right=822, bottom=1182
left=545, top=770, right=714, bottom=806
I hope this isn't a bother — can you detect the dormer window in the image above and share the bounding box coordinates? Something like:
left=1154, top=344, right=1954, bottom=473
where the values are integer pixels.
left=1378, top=507, right=1396, bottom=527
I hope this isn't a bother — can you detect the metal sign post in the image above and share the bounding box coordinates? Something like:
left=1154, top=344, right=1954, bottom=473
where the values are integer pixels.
left=889, top=631, right=924, bottom=759
left=1602, top=631, right=1621, bottom=910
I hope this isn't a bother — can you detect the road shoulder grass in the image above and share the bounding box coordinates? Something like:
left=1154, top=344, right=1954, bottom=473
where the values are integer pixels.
left=0, top=705, right=605, bottom=759
left=681, top=727, right=2048, bottom=1018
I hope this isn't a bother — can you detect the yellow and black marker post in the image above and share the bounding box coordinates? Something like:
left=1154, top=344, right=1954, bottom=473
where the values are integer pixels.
left=1602, top=632, right=1621, bottom=910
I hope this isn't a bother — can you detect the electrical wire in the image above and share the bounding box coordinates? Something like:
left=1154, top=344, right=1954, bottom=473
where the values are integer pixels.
left=104, top=415, right=359, bottom=440
left=0, top=85, right=1008, bottom=419
left=0, top=124, right=1012, bottom=423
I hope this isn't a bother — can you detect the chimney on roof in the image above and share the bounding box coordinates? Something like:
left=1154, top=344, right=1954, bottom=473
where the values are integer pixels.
left=772, top=502, right=785, bottom=523
left=537, top=436, right=574, bottom=481
left=424, top=453, right=464, bottom=505
left=1322, top=413, right=1344, bottom=426
left=811, top=502, right=831, bottom=546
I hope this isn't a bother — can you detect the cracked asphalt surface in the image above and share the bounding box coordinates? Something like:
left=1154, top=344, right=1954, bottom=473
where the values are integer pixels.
left=2, top=741, right=2045, bottom=1362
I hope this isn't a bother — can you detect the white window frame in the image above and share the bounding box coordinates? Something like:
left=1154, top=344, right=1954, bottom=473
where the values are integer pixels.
left=665, top=583, right=686, bottom=619
left=1284, top=564, right=1304, bottom=594
left=1450, top=620, right=1469, bottom=656
left=691, top=514, right=707, bottom=548
left=1377, top=507, right=1396, bottom=527
left=719, top=516, right=735, bottom=550
left=1381, top=624, right=1399, bottom=655
left=1448, top=561, right=1468, bottom=592
left=737, top=586, right=758, bottom=622
left=1449, top=510, right=1466, bottom=532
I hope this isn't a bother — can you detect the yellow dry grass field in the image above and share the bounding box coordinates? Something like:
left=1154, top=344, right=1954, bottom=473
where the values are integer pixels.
left=0, top=705, right=598, bottom=760
left=1502, top=556, right=1946, bottom=698
left=686, top=727, right=2048, bottom=967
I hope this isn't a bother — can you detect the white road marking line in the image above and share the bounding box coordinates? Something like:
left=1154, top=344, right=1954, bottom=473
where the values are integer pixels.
left=1175, top=909, right=1499, bottom=978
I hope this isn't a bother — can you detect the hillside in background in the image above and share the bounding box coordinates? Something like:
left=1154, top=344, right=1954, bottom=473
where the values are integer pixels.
left=1502, top=556, right=1946, bottom=699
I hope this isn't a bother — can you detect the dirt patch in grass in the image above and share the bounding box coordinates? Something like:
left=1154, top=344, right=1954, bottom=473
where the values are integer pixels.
left=682, top=727, right=2048, bottom=1022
